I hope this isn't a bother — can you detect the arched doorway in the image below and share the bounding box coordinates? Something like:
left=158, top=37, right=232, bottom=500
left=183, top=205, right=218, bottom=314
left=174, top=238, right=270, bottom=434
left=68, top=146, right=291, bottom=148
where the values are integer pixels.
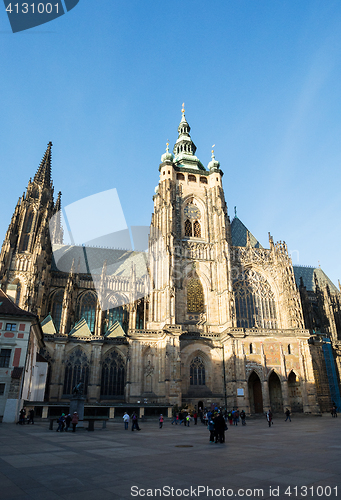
left=269, top=371, right=283, bottom=412
left=248, top=371, right=263, bottom=413
left=288, top=371, right=303, bottom=412
left=198, top=400, right=204, bottom=412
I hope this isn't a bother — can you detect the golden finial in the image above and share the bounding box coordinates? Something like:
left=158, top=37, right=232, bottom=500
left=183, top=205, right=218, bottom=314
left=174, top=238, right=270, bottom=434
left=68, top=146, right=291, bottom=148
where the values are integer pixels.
left=211, top=144, right=215, bottom=157
left=166, top=140, right=169, bottom=153
left=181, top=102, right=185, bottom=115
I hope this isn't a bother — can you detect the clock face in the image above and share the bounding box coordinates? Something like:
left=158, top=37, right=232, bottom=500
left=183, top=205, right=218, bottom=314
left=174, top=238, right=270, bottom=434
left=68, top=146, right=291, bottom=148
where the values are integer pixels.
left=184, top=204, right=201, bottom=220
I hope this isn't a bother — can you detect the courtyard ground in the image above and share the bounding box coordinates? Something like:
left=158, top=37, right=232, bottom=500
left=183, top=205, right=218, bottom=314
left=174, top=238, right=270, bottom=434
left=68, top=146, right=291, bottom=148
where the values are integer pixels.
left=0, top=413, right=340, bottom=500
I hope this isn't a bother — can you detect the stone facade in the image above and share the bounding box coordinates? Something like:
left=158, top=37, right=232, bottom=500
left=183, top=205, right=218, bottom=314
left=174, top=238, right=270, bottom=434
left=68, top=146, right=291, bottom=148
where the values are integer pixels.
left=1, top=110, right=341, bottom=414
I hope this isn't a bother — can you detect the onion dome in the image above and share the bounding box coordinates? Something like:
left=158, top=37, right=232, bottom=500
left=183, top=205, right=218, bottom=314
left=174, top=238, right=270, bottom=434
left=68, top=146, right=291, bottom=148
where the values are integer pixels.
left=161, top=141, right=174, bottom=163
left=208, top=146, right=220, bottom=171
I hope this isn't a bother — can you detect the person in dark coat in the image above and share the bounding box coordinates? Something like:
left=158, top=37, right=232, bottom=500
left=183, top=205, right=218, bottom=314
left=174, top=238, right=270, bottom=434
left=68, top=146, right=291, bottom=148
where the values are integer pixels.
left=214, top=412, right=226, bottom=443
left=19, top=408, right=26, bottom=425
left=56, top=413, right=65, bottom=432
left=27, top=409, right=34, bottom=424
left=65, top=413, right=72, bottom=431
left=131, top=412, right=140, bottom=431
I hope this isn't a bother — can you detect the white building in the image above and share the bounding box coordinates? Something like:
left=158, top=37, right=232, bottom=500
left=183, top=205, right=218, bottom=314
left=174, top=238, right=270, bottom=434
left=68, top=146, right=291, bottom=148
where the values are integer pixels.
left=0, top=289, right=47, bottom=422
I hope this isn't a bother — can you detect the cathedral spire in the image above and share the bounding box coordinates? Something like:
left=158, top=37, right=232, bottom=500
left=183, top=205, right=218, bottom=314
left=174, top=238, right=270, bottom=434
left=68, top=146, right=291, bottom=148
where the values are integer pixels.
left=172, top=105, right=205, bottom=171
left=34, top=142, right=52, bottom=187
left=173, top=104, right=197, bottom=156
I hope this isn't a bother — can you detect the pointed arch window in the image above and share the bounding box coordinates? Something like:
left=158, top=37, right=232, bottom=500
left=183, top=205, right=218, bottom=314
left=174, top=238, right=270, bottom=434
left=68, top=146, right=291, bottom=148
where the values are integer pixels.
left=106, top=305, right=129, bottom=334
left=184, top=203, right=201, bottom=239
left=193, top=220, right=201, bottom=237
left=15, top=282, right=21, bottom=306
left=20, top=210, right=34, bottom=252
left=187, top=278, right=205, bottom=313
left=185, top=219, right=192, bottom=237
left=50, top=290, right=63, bottom=332
left=100, top=351, right=125, bottom=397
left=233, top=269, right=277, bottom=329
left=63, top=348, right=89, bottom=396
left=135, top=300, right=144, bottom=330
left=78, top=292, right=97, bottom=333
left=190, top=356, right=205, bottom=385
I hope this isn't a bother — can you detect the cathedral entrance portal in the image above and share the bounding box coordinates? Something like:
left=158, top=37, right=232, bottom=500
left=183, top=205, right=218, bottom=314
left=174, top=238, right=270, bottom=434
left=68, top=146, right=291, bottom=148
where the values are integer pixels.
left=248, top=371, right=263, bottom=413
left=269, top=371, right=283, bottom=413
left=288, top=371, right=303, bottom=412
left=198, top=400, right=204, bottom=412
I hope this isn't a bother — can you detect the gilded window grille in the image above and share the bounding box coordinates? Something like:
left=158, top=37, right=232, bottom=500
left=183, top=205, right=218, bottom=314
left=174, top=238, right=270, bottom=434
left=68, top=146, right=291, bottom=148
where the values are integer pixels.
left=187, top=278, right=205, bottom=313
left=193, top=220, right=201, bottom=237
left=185, top=219, right=192, bottom=237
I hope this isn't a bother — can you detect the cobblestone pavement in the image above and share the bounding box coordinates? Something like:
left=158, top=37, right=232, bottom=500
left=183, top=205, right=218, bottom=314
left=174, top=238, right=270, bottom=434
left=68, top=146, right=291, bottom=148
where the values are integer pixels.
left=0, top=414, right=340, bottom=500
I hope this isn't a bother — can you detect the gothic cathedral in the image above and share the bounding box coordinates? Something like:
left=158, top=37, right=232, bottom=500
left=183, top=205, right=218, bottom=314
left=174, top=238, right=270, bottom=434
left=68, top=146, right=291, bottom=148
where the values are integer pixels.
left=1, top=109, right=341, bottom=415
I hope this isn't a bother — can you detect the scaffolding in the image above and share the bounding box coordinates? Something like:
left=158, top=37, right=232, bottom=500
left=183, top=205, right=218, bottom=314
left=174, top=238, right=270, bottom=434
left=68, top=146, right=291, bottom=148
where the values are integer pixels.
left=322, top=338, right=341, bottom=412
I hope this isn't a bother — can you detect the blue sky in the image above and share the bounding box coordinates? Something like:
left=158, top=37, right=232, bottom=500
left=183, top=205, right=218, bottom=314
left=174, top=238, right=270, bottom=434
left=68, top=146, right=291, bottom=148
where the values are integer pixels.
left=1, top=0, right=341, bottom=287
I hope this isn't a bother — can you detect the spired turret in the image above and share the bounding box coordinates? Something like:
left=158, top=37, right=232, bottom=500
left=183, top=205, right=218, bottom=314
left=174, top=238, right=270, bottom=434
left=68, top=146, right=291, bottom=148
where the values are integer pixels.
left=172, top=104, right=205, bottom=171
left=0, top=142, right=58, bottom=315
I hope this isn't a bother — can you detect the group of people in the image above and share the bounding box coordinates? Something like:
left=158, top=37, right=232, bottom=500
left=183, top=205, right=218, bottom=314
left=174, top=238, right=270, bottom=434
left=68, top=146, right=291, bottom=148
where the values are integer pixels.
left=17, top=408, right=35, bottom=425
left=170, top=411, right=193, bottom=426
left=123, top=411, right=141, bottom=431
left=207, top=411, right=227, bottom=443
left=56, top=411, right=79, bottom=432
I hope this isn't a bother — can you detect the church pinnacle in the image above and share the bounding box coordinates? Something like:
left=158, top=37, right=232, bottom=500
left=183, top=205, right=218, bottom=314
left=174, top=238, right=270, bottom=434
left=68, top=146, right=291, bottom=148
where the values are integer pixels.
left=173, top=103, right=197, bottom=156
left=33, top=141, right=53, bottom=187
left=171, top=105, right=205, bottom=171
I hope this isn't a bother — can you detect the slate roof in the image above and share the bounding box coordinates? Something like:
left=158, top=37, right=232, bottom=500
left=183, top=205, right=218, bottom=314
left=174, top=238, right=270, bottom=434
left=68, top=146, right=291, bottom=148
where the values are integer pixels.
left=0, top=289, right=36, bottom=318
left=293, top=266, right=338, bottom=293
left=52, top=244, right=148, bottom=279
left=231, top=217, right=263, bottom=248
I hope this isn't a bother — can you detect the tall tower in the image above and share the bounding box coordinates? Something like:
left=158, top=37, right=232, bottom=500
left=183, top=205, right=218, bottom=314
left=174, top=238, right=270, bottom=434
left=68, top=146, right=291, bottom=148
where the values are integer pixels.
left=0, top=142, right=60, bottom=316
left=148, top=106, right=234, bottom=333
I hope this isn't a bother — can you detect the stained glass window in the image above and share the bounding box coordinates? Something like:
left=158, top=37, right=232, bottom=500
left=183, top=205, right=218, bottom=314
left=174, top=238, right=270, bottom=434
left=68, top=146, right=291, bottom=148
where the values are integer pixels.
left=190, top=356, right=205, bottom=385
left=187, top=278, right=205, bottom=313
left=51, top=290, right=63, bottom=332
left=135, top=300, right=144, bottom=329
left=106, top=306, right=129, bottom=334
left=100, top=350, right=125, bottom=397
left=233, top=269, right=277, bottom=329
left=63, top=348, right=89, bottom=395
left=78, top=293, right=97, bottom=333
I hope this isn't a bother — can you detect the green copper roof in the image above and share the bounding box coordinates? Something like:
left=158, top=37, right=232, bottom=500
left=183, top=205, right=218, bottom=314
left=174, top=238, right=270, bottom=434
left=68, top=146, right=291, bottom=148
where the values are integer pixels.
left=231, top=217, right=263, bottom=248
left=69, top=318, right=92, bottom=337
left=105, top=320, right=125, bottom=338
left=41, top=314, right=57, bottom=335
